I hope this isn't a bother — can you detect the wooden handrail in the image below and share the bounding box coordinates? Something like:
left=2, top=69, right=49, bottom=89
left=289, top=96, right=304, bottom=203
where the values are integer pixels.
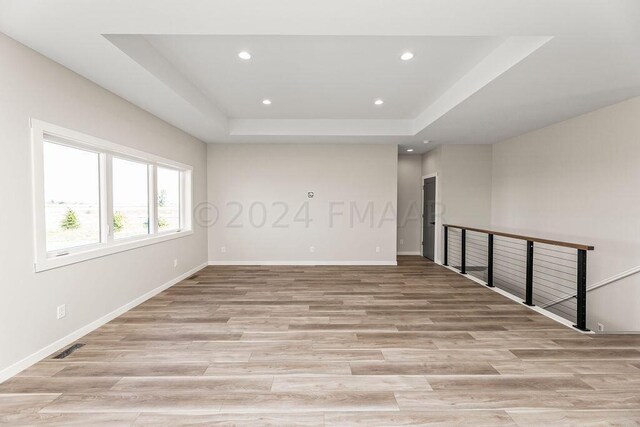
left=443, top=224, right=594, bottom=251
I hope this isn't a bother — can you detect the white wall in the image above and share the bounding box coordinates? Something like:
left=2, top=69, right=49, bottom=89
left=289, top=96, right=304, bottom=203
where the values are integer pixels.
left=421, top=145, right=493, bottom=263
left=492, top=96, right=640, bottom=331
left=421, top=146, right=442, bottom=180
left=397, top=154, right=422, bottom=255
left=0, top=33, right=208, bottom=378
left=439, top=145, right=493, bottom=229
left=207, top=143, right=398, bottom=264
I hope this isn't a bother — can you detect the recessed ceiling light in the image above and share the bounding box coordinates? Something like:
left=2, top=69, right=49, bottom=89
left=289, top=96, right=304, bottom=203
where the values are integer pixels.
left=407, top=148, right=414, bottom=152
left=238, top=51, right=251, bottom=60
left=262, top=99, right=272, bottom=105
left=400, top=52, right=414, bottom=61
left=374, top=99, right=384, bottom=105
left=423, top=140, right=431, bottom=144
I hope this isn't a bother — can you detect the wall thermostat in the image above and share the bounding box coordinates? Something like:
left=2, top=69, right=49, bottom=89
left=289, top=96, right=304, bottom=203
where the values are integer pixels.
left=307, top=191, right=314, bottom=199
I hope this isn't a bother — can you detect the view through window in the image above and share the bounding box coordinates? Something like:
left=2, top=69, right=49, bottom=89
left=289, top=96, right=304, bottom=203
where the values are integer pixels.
left=43, top=141, right=101, bottom=251
left=113, top=157, right=150, bottom=239
left=157, top=167, right=181, bottom=231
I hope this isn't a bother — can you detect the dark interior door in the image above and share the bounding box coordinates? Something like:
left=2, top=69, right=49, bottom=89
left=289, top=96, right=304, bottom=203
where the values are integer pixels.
left=423, top=177, right=436, bottom=261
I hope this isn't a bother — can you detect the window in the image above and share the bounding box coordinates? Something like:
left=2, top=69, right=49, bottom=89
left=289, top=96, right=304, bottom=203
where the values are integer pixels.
left=32, top=120, right=193, bottom=271
left=157, top=167, right=181, bottom=232
left=43, top=142, right=101, bottom=252
left=113, top=157, right=150, bottom=240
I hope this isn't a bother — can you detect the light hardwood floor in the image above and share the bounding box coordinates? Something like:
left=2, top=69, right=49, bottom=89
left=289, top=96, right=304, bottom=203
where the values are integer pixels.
left=2, top=256, right=640, bottom=426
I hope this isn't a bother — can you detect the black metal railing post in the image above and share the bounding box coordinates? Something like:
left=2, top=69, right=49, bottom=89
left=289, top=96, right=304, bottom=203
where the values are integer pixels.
left=574, top=249, right=589, bottom=331
left=442, top=223, right=594, bottom=328
left=443, top=226, right=448, bottom=266
left=461, top=229, right=466, bottom=274
left=487, top=234, right=494, bottom=287
left=524, top=240, right=534, bottom=306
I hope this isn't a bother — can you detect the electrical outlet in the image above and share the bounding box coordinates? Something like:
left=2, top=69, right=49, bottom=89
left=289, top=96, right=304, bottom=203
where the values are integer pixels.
left=173, top=258, right=178, bottom=268
left=309, top=246, right=315, bottom=253
left=56, top=304, right=66, bottom=320
left=375, top=246, right=381, bottom=253
left=597, top=322, right=605, bottom=332
left=399, top=239, right=404, bottom=245
left=221, top=246, right=226, bottom=253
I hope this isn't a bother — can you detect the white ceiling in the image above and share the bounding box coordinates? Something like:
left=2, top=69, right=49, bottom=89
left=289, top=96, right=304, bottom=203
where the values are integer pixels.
left=1, top=0, right=639, bottom=154
left=140, top=35, right=503, bottom=119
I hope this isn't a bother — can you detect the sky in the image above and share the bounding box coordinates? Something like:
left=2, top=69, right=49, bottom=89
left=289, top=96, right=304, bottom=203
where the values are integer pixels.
left=44, top=141, right=99, bottom=204
left=43, top=141, right=179, bottom=207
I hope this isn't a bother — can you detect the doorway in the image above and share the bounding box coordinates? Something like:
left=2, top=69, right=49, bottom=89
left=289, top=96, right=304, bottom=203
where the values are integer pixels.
left=422, top=176, right=436, bottom=261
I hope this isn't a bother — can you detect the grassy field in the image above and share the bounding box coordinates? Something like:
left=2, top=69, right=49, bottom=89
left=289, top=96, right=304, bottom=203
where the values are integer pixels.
left=45, top=203, right=177, bottom=251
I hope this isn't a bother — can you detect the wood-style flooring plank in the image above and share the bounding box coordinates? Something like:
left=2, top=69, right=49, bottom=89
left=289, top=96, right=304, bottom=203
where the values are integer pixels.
left=424, top=374, right=593, bottom=391
left=1, top=412, right=139, bottom=426
left=204, top=362, right=352, bottom=375
left=394, top=390, right=576, bottom=410
left=217, top=391, right=399, bottom=413
left=324, top=410, right=517, bottom=426
left=53, top=363, right=209, bottom=377
left=39, top=391, right=224, bottom=414
left=507, top=410, right=640, bottom=426
left=111, top=376, right=274, bottom=393
left=0, top=377, right=121, bottom=394
left=350, top=361, right=499, bottom=376
left=133, top=412, right=324, bottom=426
left=270, top=375, right=431, bottom=392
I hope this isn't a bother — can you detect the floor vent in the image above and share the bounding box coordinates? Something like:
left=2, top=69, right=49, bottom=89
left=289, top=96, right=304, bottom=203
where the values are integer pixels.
left=52, top=343, right=85, bottom=359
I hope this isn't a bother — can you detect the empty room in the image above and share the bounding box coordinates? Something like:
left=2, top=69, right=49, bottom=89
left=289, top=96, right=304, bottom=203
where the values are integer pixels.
left=1, top=0, right=640, bottom=425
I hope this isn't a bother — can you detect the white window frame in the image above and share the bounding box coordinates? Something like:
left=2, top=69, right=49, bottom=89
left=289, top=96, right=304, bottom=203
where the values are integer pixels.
left=31, top=119, right=193, bottom=272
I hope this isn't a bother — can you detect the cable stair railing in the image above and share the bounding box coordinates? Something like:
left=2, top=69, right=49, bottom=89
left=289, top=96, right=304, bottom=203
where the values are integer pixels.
left=443, top=224, right=594, bottom=331
left=543, top=264, right=640, bottom=309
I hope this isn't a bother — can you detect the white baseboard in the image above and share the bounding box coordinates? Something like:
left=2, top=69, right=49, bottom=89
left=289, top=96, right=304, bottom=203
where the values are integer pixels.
left=397, top=251, right=421, bottom=255
left=0, top=261, right=208, bottom=384
left=208, top=260, right=397, bottom=266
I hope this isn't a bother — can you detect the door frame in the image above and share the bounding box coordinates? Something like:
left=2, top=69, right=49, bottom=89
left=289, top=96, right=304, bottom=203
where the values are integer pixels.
left=421, top=173, right=440, bottom=263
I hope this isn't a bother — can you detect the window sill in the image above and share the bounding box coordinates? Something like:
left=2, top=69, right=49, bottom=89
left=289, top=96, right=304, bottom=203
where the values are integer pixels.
left=35, top=230, right=194, bottom=272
